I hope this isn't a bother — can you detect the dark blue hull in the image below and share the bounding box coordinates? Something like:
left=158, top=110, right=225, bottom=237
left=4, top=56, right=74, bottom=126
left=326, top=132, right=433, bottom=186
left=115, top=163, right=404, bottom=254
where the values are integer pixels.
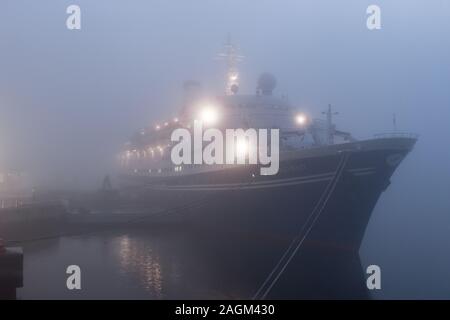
left=119, top=137, right=416, bottom=298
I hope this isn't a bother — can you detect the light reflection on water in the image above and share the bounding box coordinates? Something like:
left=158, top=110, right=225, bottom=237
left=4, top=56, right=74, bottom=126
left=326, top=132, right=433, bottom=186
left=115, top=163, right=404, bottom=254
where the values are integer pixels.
left=13, top=232, right=194, bottom=299
left=16, top=227, right=247, bottom=299
left=15, top=226, right=375, bottom=299
left=116, top=235, right=164, bottom=298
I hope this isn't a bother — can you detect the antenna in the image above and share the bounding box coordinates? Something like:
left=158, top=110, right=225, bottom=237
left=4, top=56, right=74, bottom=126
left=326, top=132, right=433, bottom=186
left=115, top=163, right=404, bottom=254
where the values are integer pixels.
left=392, top=113, right=397, bottom=131
left=322, top=104, right=338, bottom=145
left=216, top=34, right=244, bottom=95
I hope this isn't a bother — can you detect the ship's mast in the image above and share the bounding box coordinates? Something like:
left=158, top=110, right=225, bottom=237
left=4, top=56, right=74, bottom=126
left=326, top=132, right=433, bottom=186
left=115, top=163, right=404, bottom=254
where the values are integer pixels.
left=217, top=35, right=244, bottom=95
left=322, top=104, right=338, bottom=145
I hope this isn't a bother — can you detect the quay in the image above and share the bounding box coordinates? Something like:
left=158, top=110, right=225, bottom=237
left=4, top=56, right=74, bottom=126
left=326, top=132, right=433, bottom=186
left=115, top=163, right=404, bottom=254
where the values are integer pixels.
left=0, top=240, right=23, bottom=299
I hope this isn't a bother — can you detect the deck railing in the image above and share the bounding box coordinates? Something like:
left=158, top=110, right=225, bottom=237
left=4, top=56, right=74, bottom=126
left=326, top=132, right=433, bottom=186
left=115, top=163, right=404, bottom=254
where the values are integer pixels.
left=374, top=132, right=419, bottom=139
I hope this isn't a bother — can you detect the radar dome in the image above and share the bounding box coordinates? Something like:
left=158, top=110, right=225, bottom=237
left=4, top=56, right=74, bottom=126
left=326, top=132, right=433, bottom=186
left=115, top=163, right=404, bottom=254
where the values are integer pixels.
left=257, top=73, right=277, bottom=95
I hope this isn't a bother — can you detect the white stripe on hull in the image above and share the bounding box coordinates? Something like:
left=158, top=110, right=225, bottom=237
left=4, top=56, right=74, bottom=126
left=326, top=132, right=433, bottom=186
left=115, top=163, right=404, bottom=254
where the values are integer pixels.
left=142, top=167, right=376, bottom=191
left=352, top=171, right=376, bottom=176
left=148, top=176, right=332, bottom=191
left=347, top=167, right=376, bottom=173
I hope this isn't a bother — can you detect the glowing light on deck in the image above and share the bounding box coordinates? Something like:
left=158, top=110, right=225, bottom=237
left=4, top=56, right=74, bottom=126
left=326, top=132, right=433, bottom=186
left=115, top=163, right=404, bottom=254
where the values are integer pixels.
left=295, top=114, right=307, bottom=125
left=236, top=138, right=249, bottom=158
left=199, top=106, right=219, bottom=125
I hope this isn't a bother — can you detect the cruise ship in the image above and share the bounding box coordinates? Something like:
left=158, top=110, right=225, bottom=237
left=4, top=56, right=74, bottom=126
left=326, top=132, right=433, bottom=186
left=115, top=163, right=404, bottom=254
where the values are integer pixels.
left=118, top=40, right=417, bottom=298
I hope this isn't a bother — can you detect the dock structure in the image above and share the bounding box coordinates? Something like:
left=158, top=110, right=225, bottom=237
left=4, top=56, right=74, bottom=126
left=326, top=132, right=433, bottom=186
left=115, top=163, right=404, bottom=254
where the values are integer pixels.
left=0, top=245, right=23, bottom=299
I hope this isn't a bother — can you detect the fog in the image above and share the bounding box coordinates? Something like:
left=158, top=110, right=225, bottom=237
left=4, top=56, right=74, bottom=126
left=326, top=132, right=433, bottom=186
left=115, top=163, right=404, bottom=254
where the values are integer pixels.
left=1, top=1, right=450, bottom=298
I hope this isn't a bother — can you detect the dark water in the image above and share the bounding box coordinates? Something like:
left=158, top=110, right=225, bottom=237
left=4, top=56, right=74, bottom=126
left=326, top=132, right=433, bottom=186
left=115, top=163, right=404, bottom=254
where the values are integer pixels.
left=14, top=224, right=368, bottom=300
left=17, top=227, right=260, bottom=299
left=15, top=216, right=450, bottom=300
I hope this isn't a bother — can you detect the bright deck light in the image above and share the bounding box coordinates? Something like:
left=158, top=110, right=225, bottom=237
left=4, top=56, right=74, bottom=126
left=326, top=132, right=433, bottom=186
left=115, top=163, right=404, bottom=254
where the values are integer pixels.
left=199, top=107, right=219, bottom=125
left=295, top=114, right=307, bottom=125
left=236, top=138, right=248, bottom=157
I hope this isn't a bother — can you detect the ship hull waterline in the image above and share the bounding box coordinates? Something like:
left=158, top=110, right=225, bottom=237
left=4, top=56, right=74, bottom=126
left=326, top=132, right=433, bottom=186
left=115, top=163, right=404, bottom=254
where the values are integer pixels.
left=119, top=137, right=416, bottom=298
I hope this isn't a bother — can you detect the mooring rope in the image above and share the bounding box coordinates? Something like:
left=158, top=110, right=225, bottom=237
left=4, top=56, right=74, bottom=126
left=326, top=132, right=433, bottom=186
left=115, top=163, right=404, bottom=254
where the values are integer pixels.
left=253, top=152, right=350, bottom=300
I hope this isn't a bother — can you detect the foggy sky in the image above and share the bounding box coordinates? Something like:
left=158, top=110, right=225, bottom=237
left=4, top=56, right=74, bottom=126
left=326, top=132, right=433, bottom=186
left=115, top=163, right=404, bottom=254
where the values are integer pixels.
left=1, top=0, right=450, bottom=297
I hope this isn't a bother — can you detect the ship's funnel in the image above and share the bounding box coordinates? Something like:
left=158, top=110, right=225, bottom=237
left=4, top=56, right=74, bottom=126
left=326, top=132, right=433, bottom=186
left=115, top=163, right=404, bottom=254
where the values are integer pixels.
left=257, top=73, right=277, bottom=95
